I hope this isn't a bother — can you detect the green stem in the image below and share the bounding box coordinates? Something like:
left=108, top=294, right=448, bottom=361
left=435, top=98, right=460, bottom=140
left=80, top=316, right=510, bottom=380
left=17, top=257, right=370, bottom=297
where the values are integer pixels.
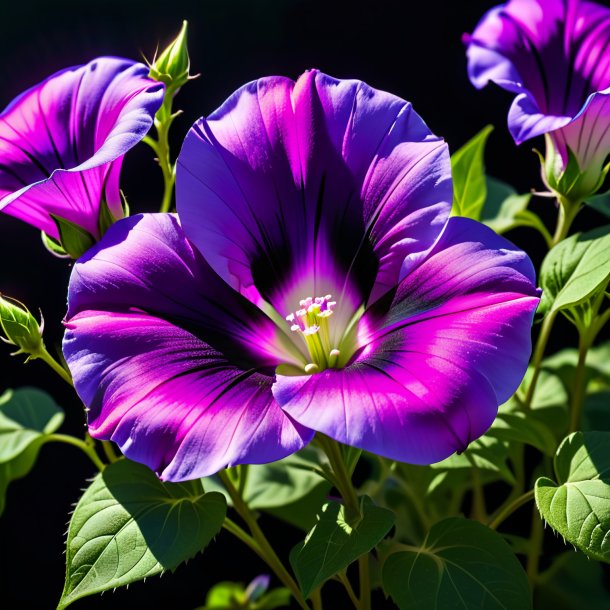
left=317, top=435, right=360, bottom=517
left=217, top=470, right=310, bottom=610
left=526, top=506, right=544, bottom=585
left=36, top=345, right=73, bottom=386
left=222, top=517, right=263, bottom=557
left=311, top=588, right=323, bottom=610
left=464, top=453, right=486, bottom=522
left=153, top=97, right=177, bottom=213
left=101, top=441, right=119, bottom=463
left=524, top=312, right=557, bottom=409
left=568, top=331, right=591, bottom=434
left=488, top=489, right=535, bottom=531
left=337, top=572, right=361, bottom=610
left=551, top=197, right=580, bottom=246
left=358, top=554, right=371, bottom=610
left=48, top=433, right=105, bottom=471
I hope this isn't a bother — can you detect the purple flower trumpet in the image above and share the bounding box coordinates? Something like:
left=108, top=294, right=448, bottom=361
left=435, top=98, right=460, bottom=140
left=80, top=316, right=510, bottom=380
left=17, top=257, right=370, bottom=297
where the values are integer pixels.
left=465, top=0, right=610, bottom=199
left=0, top=57, right=164, bottom=248
left=63, top=71, right=540, bottom=482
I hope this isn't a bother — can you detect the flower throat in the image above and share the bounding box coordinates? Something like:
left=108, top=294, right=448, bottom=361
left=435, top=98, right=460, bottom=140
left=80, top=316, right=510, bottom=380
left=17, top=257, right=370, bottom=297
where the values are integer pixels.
left=285, top=295, right=341, bottom=374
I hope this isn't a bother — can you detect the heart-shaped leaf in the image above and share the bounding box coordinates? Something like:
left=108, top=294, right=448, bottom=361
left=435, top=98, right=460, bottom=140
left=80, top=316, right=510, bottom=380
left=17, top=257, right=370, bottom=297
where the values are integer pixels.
left=382, top=518, right=531, bottom=609
left=58, top=458, right=227, bottom=609
left=538, top=225, right=610, bottom=317
left=290, top=496, right=394, bottom=598
left=535, top=431, right=610, bottom=562
left=0, top=387, right=64, bottom=515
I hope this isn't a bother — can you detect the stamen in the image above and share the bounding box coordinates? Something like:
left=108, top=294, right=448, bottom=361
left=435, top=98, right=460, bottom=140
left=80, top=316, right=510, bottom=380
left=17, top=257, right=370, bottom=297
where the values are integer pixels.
left=285, top=294, right=340, bottom=374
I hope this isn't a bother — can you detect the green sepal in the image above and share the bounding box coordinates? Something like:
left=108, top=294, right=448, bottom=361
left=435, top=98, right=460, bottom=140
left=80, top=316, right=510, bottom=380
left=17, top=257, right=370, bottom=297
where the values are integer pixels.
left=289, top=495, right=394, bottom=598
left=41, top=231, right=70, bottom=258
left=381, top=518, right=531, bottom=610
left=149, top=21, right=192, bottom=93
left=0, top=295, right=44, bottom=356
left=58, top=458, right=227, bottom=609
left=535, top=431, right=610, bottom=562
left=97, top=198, right=121, bottom=237
left=0, top=387, right=64, bottom=516
left=542, top=138, right=609, bottom=205
left=450, top=125, right=493, bottom=220
left=51, top=214, right=96, bottom=259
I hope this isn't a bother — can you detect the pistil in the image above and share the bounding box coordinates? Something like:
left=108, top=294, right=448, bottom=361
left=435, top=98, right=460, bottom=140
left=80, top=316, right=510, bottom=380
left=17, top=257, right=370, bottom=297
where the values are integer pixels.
left=286, top=294, right=340, bottom=374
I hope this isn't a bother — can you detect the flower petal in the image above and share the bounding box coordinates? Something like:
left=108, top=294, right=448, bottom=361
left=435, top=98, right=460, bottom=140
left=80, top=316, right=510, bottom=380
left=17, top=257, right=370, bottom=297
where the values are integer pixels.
left=64, top=311, right=312, bottom=481
left=176, top=70, right=450, bottom=316
left=274, top=218, right=540, bottom=464
left=67, top=213, right=303, bottom=368
left=0, top=57, right=164, bottom=237
left=465, top=0, right=610, bottom=145
left=63, top=213, right=312, bottom=480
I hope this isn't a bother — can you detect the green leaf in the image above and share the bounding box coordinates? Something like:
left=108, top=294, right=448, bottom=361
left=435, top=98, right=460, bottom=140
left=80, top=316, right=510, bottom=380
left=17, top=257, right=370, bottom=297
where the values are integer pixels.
left=451, top=125, right=494, bottom=220
left=204, top=448, right=330, bottom=530
left=586, top=188, right=610, bottom=218
left=538, top=225, right=610, bottom=317
left=0, top=387, right=64, bottom=516
left=382, top=518, right=531, bottom=610
left=535, top=431, right=610, bottom=562
left=58, top=459, right=227, bottom=609
left=535, top=551, right=610, bottom=610
left=430, top=435, right=515, bottom=484
left=481, top=176, right=552, bottom=243
left=584, top=391, right=610, bottom=431
left=489, top=411, right=558, bottom=455
left=289, top=496, right=394, bottom=598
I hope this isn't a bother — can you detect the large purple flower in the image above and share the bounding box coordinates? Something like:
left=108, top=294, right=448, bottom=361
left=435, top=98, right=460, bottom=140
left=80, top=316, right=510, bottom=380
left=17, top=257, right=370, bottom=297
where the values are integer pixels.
left=465, top=0, right=610, bottom=181
left=0, top=57, right=164, bottom=240
left=63, top=71, right=540, bottom=481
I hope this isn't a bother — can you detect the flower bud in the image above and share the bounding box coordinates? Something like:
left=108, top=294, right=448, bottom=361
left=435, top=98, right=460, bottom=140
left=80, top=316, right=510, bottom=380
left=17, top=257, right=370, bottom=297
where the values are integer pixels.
left=244, top=575, right=270, bottom=602
left=149, top=21, right=191, bottom=92
left=0, top=295, right=44, bottom=356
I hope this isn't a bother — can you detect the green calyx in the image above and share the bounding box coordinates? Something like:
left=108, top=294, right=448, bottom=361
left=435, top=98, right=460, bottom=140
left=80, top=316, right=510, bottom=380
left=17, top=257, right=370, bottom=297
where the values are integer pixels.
left=0, top=295, right=44, bottom=358
left=539, top=136, right=610, bottom=207
left=148, top=21, right=193, bottom=92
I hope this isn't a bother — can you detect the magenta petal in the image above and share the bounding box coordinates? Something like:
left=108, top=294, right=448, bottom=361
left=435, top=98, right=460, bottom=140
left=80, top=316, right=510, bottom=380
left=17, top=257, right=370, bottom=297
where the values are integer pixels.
left=0, top=57, right=164, bottom=237
left=176, top=70, right=450, bottom=313
left=63, top=213, right=312, bottom=480
left=274, top=218, right=540, bottom=464
left=64, top=311, right=312, bottom=481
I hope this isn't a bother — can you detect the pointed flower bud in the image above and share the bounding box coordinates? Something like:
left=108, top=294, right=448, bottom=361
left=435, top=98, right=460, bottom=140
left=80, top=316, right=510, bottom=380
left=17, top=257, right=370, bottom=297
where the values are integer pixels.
left=149, top=21, right=192, bottom=92
left=0, top=295, right=44, bottom=357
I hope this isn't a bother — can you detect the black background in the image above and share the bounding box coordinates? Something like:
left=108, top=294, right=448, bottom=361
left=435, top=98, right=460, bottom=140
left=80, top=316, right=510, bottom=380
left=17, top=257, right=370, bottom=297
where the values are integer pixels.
left=0, top=0, right=608, bottom=608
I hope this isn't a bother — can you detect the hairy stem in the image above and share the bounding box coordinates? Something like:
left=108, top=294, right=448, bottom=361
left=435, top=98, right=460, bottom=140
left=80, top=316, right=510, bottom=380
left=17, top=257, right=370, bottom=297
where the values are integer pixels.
left=48, top=433, right=105, bottom=471
left=524, top=312, right=557, bottom=409
left=568, top=331, right=591, bottom=434
left=217, top=470, right=310, bottom=610
left=36, top=345, right=73, bottom=386
left=488, top=489, right=535, bottom=531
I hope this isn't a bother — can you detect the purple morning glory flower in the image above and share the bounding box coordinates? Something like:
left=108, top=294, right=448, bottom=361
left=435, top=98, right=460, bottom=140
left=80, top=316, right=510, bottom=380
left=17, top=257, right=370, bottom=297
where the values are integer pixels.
left=465, top=0, right=610, bottom=185
left=63, top=71, right=540, bottom=481
left=0, top=57, right=164, bottom=240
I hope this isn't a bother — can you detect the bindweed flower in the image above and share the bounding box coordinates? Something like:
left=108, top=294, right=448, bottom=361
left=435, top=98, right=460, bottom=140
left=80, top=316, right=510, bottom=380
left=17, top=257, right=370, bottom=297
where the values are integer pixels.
left=63, top=71, right=540, bottom=482
left=465, top=0, right=610, bottom=202
left=0, top=57, right=164, bottom=256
